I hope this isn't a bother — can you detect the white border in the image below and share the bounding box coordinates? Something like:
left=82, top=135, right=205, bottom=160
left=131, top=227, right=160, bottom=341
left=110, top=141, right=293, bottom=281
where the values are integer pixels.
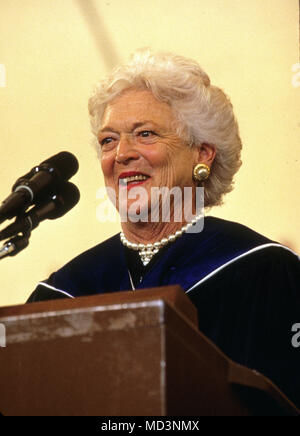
left=186, top=243, right=300, bottom=294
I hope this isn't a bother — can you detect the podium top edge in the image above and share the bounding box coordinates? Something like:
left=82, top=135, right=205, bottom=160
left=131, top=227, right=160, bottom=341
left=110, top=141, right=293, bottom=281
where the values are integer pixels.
left=0, top=285, right=198, bottom=328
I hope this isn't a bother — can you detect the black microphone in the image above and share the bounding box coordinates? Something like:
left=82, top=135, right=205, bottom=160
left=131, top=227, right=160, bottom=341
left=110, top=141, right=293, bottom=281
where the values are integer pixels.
left=0, top=151, right=79, bottom=224
left=0, top=182, right=80, bottom=241
left=0, top=234, right=30, bottom=259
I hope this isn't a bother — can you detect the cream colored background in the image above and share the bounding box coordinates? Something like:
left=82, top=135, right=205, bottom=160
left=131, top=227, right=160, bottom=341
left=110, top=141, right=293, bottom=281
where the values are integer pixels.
left=0, top=0, right=299, bottom=307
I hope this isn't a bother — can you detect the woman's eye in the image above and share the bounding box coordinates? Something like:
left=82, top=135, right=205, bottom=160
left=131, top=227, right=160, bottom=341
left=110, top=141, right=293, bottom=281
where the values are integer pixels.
left=100, top=137, right=114, bottom=146
left=136, top=130, right=158, bottom=144
left=140, top=130, right=153, bottom=137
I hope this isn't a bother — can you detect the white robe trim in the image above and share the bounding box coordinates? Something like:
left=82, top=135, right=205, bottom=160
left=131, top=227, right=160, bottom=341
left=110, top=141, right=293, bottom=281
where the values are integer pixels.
left=186, top=243, right=299, bottom=294
left=37, top=282, right=75, bottom=299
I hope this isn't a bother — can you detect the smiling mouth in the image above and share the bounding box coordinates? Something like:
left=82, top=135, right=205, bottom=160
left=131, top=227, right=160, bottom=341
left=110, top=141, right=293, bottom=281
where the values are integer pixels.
left=119, top=173, right=150, bottom=187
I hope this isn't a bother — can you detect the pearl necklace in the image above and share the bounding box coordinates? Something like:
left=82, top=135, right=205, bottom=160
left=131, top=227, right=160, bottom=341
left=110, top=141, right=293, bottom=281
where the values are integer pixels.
left=120, top=215, right=202, bottom=266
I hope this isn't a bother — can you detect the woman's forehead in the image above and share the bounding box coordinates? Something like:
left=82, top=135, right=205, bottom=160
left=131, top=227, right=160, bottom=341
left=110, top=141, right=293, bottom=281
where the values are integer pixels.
left=101, top=88, right=176, bottom=130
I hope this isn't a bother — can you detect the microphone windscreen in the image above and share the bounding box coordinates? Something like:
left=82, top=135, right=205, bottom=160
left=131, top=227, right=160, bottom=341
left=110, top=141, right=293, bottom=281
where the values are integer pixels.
left=41, top=151, right=79, bottom=181
left=47, top=182, right=80, bottom=219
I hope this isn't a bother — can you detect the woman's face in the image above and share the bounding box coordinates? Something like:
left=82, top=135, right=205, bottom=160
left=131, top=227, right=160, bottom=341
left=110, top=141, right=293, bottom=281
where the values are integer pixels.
left=98, top=88, right=200, bottom=218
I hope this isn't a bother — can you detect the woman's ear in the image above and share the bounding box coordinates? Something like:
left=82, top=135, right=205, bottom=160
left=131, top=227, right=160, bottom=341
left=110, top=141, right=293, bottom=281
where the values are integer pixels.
left=196, top=143, right=216, bottom=166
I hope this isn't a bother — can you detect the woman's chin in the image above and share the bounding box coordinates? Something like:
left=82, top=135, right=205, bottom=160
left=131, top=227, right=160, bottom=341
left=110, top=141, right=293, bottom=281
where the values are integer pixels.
left=118, top=201, right=151, bottom=224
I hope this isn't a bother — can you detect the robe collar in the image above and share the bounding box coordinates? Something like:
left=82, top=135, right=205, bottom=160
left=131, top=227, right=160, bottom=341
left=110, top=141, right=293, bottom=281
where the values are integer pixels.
left=123, top=216, right=274, bottom=292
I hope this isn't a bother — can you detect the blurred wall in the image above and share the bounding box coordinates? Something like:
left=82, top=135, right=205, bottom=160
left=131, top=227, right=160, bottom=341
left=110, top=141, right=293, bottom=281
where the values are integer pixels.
left=0, top=0, right=299, bottom=307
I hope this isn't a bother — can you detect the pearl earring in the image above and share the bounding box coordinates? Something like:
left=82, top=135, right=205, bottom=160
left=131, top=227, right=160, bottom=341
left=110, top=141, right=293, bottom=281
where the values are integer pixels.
left=193, top=163, right=211, bottom=182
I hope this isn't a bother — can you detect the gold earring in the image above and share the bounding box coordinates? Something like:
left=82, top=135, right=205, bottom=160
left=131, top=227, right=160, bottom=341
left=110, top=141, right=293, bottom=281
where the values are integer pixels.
left=193, top=163, right=210, bottom=182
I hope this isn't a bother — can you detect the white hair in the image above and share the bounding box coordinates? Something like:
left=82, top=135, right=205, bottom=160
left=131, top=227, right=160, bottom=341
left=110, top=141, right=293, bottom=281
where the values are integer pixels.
left=88, top=48, right=242, bottom=207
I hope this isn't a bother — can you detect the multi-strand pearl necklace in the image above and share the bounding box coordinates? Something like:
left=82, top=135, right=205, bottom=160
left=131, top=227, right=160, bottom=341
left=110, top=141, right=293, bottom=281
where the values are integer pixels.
left=120, top=214, right=203, bottom=266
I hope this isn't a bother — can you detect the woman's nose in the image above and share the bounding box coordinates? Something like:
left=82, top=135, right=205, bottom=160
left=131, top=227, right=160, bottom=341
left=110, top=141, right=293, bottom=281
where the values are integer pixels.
left=115, top=134, right=139, bottom=164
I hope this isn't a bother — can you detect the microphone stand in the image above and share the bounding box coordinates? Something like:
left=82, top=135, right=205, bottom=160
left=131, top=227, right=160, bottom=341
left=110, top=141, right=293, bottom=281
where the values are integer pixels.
left=0, top=231, right=31, bottom=260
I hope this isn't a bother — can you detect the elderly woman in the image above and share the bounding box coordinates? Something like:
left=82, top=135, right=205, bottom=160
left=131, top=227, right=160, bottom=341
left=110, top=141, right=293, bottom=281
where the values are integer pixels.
left=28, top=50, right=300, bottom=408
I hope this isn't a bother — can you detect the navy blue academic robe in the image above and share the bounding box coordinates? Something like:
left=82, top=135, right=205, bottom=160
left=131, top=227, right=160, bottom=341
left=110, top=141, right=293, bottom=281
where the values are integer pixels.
left=27, top=217, right=300, bottom=409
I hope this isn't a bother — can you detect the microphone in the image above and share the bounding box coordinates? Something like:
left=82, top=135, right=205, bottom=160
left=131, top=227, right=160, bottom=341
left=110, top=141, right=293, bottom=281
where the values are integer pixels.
left=0, top=151, right=79, bottom=224
left=0, top=234, right=30, bottom=259
left=0, top=182, right=80, bottom=241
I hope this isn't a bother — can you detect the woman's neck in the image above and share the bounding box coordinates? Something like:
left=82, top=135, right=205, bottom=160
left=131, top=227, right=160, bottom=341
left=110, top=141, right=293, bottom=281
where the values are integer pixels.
left=121, top=220, right=188, bottom=245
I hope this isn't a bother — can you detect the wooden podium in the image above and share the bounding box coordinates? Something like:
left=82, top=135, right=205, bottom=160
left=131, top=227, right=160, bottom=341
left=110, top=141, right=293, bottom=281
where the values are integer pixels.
left=0, top=286, right=298, bottom=416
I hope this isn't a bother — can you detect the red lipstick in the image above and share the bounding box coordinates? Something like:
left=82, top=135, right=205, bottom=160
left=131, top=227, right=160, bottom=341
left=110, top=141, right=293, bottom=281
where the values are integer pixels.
left=118, top=171, right=150, bottom=190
